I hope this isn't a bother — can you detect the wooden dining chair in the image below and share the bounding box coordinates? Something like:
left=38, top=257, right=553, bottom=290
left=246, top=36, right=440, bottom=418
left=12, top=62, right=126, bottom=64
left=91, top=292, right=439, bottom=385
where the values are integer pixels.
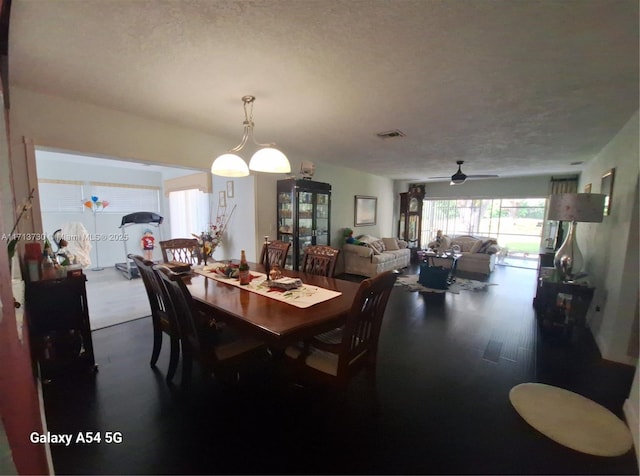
left=260, top=240, right=290, bottom=270
left=154, top=264, right=267, bottom=388
left=159, top=238, right=203, bottom=265
left=284, top=270, right=398, bottom=397
left=301, top=245, right=340, bottom=277
left=129, top=254, right=180, bottom=383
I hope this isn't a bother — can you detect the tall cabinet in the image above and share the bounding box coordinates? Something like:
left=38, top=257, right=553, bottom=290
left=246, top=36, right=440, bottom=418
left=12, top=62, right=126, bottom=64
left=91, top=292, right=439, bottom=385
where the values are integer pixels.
left=25, top=271, right=96, bottom=382
left=277, top=179, right=331, bottom=270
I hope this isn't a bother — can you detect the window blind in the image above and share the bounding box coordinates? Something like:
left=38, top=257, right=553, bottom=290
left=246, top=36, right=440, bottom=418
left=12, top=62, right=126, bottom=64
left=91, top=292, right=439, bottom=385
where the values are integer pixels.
left=89, top=182, right=160, bottom=213
left=38, top=179, right=85, bottom=213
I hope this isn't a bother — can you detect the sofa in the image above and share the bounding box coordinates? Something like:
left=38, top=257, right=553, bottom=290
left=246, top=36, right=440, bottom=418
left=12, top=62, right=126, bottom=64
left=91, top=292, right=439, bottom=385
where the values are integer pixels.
left=343, top=235, right=410, bottom=277
left=427, top=234, right=500, bottom=277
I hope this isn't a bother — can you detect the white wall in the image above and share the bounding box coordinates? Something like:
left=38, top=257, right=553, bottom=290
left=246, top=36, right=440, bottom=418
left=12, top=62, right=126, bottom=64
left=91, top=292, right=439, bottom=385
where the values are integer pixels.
left=579, top=111, right=639, bottom=365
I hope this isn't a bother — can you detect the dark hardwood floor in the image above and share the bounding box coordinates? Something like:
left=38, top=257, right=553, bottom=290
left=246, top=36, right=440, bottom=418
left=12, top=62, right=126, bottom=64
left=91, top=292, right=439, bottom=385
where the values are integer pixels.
left=41, top=264, right=638, bottom=475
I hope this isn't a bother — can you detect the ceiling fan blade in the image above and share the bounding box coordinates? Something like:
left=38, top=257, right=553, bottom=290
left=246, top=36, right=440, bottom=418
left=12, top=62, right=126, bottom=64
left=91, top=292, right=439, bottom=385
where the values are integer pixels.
left=466, top=174, right=499, bottom=178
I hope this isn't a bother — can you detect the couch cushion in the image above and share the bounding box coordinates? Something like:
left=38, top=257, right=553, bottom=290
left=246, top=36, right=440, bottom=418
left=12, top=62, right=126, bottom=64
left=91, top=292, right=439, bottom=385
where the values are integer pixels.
left=371, top=253, right=396, bottom=264
left=459, top=252, right=490, bottom=262
left=382, top=237, right=400, bottom=250
left=387, top=249, right=409, bottom=259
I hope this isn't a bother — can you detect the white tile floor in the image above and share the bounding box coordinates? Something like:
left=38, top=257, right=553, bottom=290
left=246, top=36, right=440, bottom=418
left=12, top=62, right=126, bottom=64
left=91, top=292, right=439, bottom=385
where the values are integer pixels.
left=84, top=267, right=151, bottom=330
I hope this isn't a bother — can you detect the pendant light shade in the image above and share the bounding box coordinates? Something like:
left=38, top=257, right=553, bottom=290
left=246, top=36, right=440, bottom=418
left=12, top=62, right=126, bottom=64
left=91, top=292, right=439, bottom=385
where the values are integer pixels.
left=211, top=95, right=290, bottom=177
left=211, top=153, right=250, bottom=177
left=249, top=147, right=290, bottom=173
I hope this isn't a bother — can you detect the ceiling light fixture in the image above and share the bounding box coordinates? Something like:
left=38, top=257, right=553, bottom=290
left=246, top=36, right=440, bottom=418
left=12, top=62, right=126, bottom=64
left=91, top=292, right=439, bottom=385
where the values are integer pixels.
left=211, top=95, right=290, bottom=177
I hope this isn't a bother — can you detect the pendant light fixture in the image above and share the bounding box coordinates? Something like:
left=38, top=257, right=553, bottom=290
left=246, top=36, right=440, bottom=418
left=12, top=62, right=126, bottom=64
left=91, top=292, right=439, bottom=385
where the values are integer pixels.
left=211, top=95, right=290, bottom=177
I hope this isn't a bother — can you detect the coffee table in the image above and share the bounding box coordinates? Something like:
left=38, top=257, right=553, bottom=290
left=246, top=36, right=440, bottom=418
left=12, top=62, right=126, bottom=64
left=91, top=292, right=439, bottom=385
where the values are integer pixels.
left=416, top=250, right=460, bottom=284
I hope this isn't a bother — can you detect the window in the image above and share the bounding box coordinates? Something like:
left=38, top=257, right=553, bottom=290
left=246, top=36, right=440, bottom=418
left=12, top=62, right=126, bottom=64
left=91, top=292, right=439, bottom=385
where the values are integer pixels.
left=38, top=179, right=85, bottom=212
left=90, top=182, right=160, bottom=213
left=421, top=197, right=546, bottom=263
left=168, top=189, right=210, bottom=238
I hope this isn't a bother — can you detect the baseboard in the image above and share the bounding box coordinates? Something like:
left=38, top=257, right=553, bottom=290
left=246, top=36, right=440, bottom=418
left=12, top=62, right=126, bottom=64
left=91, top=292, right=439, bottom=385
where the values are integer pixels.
left=593, top=330, right=638, bottom=365
left=623, top=397, right=639, bottom=467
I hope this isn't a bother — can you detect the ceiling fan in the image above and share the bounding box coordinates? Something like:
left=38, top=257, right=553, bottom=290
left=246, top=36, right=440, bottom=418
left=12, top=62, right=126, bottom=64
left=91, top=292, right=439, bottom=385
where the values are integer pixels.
left=430, top=160, right=499, bottom=185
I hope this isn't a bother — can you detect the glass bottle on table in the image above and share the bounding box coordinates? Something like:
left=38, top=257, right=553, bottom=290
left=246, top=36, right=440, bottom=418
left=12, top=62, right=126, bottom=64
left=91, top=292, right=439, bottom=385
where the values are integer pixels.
left=263, top=236, right=271, bottom=281
left=238, top=249, right=250, bottom=285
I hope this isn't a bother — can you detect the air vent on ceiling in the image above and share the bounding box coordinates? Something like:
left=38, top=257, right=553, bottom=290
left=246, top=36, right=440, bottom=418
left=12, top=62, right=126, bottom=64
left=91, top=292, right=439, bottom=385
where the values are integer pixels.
left=376, top=129, right=406, bottom=139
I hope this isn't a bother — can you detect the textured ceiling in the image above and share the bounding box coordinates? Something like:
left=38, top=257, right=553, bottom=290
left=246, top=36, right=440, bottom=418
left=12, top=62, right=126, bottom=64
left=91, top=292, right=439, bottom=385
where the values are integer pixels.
left=8, top=0, right=639, bottom=182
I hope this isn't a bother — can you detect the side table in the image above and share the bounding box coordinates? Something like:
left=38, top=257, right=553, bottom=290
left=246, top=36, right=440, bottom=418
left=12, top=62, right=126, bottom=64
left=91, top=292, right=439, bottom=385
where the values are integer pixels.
left=533, top=279, right=595, bottom=341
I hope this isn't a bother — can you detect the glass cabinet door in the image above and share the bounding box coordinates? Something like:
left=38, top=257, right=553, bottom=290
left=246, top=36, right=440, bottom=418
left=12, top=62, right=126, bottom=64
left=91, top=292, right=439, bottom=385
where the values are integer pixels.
left=315, top=192, right=330, bottom=246
left=277, top=191, right=293, bottom=268
left=297, top=190, right=314, bottom=267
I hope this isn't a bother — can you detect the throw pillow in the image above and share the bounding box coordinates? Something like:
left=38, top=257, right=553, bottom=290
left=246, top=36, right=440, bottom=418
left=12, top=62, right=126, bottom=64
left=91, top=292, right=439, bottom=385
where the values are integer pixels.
left=470, top=240, right=483, bottom=253
left=382, top=237, right=400, bottom=250
left=369, top=239, right=386, bottom=254
left=478, top=239, right=497, bottom=253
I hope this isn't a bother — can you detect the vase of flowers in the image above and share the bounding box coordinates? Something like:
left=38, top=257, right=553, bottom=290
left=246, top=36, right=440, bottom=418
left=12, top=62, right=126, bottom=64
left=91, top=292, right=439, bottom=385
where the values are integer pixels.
left=193, top=204, right=236, bottom=264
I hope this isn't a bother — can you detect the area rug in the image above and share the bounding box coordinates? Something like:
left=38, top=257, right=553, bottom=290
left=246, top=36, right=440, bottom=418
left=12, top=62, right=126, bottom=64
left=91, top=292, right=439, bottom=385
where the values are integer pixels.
left=395, top=274, right=497, bottom=294
left=509, top=383, right=633, bottom=457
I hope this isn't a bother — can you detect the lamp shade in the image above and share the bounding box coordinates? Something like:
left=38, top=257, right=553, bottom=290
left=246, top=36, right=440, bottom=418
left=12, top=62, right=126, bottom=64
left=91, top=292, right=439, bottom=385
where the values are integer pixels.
left=547, top=193, right=605, bottom=223
left=211, top=153, right=250, bottom=177
left=249, top=147, right=291, bottom=174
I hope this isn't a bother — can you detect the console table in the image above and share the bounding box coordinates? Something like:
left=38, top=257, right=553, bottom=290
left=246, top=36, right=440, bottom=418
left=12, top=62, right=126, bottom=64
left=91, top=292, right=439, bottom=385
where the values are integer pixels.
left=533, top=279, right=595, bottom=341
left=25, top=271, right=97, bottom=382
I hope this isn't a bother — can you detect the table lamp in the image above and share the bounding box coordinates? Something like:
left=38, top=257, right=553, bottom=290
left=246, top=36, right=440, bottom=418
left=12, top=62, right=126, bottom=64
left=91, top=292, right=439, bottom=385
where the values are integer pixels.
left=547, top=193, right=605, bottom=282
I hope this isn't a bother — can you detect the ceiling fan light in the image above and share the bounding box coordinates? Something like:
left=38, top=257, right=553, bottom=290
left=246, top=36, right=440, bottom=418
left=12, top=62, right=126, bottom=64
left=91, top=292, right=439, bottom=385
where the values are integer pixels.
left=249, top=147, right=291, bottom=173
left=211, top=153, right=250, bottom=177
left=450, top=173, right=466, bottom=185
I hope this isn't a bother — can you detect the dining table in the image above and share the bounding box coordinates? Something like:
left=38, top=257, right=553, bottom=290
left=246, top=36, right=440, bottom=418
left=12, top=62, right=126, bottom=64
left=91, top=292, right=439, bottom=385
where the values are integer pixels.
left=186, top=262, right=361, bottom=347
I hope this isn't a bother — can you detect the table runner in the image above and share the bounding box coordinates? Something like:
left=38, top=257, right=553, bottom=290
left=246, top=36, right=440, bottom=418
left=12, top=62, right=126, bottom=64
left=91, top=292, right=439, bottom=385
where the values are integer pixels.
left=194, top=268, right=342, bottom=308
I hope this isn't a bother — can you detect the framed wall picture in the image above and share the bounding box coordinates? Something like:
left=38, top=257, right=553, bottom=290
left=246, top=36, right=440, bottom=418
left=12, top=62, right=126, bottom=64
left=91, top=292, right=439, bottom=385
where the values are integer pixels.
left=219, top=190, right=226, bottom=208
left=583, top=183, right=592, bottom=193
left=354, top=195, right=377, bottom=226
left=226, top=180, right=234, bottom=198
left=601, top=168, right=615, bottom=216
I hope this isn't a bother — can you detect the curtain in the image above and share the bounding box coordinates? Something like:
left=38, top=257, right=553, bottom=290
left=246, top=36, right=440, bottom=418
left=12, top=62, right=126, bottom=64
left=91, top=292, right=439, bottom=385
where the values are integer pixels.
left=549, top=177, right=578, bottom=250
left=550, top=177, right=578, bottom=194
left=169, top=189, right=210, bottom=239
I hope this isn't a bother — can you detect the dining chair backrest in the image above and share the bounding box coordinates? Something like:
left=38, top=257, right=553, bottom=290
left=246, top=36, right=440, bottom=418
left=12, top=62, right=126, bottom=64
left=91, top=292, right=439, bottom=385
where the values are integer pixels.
left=154, top=264, right=209, bottom=361
left=301, top=245, right=340, bottom=277
left=160, top=238, right=202, bottom=265
left=336, top=270, right=397, bottom=380
left=260, top=240, right=290, bottom=269
left=129, top=254, right=168, bottom=323
left=130, top=254, right=180, bottom=377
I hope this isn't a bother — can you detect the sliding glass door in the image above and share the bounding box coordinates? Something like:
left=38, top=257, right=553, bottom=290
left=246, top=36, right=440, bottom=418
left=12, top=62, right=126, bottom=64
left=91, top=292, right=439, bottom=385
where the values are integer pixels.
left=421, top=197, right=546, bottom=267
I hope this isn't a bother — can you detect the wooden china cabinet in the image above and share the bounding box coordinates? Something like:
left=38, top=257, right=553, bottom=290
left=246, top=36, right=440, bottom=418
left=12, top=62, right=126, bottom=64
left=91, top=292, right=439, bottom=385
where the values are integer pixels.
left=398, top=184, right=425, bottom=250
